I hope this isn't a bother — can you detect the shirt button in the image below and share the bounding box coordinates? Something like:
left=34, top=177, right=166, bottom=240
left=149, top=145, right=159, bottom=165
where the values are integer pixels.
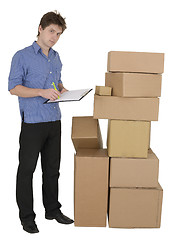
left=50, top=71, right=52, bottom=74
left=48, top=59, right=50, bottom=62
left=54, top=107, right=56, bottom=109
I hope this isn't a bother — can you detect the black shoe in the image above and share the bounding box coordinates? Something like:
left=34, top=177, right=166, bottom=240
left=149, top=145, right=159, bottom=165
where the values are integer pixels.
left=45, top=210, right=74, bottom=224
left=22, top=221, right=39, bottom=234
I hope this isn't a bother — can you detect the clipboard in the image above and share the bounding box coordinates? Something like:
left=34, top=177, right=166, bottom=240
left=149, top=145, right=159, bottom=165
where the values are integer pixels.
left=44, top=88, right=92, bottom=104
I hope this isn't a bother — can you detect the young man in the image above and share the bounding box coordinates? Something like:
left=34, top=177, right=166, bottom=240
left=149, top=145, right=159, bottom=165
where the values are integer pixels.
left=8, top=11, right=74, bottom=234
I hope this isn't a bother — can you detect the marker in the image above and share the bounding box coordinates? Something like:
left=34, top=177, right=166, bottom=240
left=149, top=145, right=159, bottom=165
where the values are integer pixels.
left=52, top=82, right=60, bottom=99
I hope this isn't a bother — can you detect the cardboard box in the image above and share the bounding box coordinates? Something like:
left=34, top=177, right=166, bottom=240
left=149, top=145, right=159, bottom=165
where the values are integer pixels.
left=105, top=72, right=162, bottom=97
left=107, top=120, right=150, bottom=158
left=95, top=86, right=112, bottom=96
left=93, top=95, right=159, bottom=121
left=74, top=149, right=109, bottom=227
left=108, top=184, right=163, bottom=228
left=107, top=51, right=164, bottom=73
left=110, top=149, right=159, bottom=187
left=71, top=116, right=103, bottom=151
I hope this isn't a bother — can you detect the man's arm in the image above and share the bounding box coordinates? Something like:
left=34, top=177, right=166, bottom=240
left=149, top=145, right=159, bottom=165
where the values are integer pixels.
left=10, top=85, right=60, bottom=101
left=58, top=83, right=68, bottom=93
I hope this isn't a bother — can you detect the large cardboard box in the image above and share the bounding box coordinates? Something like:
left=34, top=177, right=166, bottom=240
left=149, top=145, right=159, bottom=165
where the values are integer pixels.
left=95, top=86, right=112, bottom=96
left=105, top=72, right=162, bottom=97
left=71, top=116, right=103, bottom=151
left=110, top=149, right=159, bottom=187
left=74, top=149, right=109, bottom=227
left=107, top=120, right=150, bottom=158
left=108, top=184, right=163, bottom=228
left=93, top=95, right=159, bottom=121
left=107, top=51, right=164, bottom=73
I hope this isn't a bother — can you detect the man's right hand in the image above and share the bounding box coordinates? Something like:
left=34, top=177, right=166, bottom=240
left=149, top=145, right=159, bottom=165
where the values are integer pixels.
left=39, top=89, right=61, bottom=101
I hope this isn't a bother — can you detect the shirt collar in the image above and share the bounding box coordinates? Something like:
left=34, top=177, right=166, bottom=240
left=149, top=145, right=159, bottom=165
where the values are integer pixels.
left=32, top=41, right=41, bottom=54
left=32, top=41, right=55, bottom=57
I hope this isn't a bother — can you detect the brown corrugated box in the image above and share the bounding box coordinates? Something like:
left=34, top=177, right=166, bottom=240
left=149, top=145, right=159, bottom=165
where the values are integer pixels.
left=107, top=51, right=164, bottom=73
left=107, top=120, right=150, bottom=158
left=95, top=86, right=112, bottom=96
left=108, top=184, right=163, bottom=228
left=71, top=116, right=103, bottom=151
left=110, top=149, right=159, bottom=187
left=74, top=149, right=109, bottom=227
left=93, top=94, right=159, bottom=121
left=105, top=72, right=162, bottom=97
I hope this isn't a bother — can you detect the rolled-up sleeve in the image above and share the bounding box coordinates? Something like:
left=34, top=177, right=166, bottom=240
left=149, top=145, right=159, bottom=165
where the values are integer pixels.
left=8, top=51, right=25, bottom=91
left=57, top=53, right=63, bottom=85
left=58, top=70, right=62, bottom=84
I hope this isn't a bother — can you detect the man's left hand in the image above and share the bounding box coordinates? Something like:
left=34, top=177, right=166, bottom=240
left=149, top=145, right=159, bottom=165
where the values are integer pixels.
left=60, top=88, right=68, bottom=94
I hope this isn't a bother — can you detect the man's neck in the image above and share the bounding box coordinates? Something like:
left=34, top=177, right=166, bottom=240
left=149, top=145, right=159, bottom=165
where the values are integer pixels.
left=36, top=39, right=49, bottom=57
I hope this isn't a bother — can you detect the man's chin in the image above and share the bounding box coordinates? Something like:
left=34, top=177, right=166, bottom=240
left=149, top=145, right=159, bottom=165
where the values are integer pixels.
left=49, top=40, right=55, bottom=46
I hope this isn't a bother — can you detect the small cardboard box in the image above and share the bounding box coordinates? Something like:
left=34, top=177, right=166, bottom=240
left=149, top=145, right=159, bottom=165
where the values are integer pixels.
left=71, top=116, right=103, bottom=151
left=74, top=149, right=109, bottom=227
left=110, top=149, right=159, bottom=187
left=107, top=51, right=164, bottom=73
left=108, top=184, right=163, bottom=228
left=93, top=95, right=159, bottom=121
left=95, top=86, right=112, bottom=96
left=107, top=120, right=150, bottom=158
left=105, top=72, right=162, bottom=97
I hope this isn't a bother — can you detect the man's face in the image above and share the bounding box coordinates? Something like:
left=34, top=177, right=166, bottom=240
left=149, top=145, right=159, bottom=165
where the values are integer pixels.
left=38, top=24, right=62, bottom=48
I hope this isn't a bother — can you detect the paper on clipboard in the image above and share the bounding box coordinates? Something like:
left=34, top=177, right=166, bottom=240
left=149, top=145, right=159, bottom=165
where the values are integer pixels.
left=44, top=88, right=92, bottom=103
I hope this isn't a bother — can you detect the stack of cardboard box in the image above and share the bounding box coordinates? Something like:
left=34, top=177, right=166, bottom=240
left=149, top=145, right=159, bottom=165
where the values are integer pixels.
left=94, top=51, right=164, bottom=228
left=72, top=51, right=164, bottom=228
left=72, top=116, right=109, bottom=227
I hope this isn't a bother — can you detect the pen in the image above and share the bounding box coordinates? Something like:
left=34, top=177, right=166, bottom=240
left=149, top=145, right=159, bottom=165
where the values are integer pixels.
left=52, top=82, right=60, bottom=99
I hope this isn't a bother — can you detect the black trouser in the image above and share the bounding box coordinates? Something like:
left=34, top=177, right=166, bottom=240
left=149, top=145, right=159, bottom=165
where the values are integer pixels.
left=16, top=120, right=62, bottom=223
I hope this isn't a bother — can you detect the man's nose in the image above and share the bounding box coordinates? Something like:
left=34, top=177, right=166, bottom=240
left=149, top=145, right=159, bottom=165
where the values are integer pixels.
left=54, top=33, right=60, bottom=40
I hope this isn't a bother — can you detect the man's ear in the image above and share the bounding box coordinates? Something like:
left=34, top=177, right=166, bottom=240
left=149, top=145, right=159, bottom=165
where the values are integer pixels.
left=38, top=25, right=43, bottom=34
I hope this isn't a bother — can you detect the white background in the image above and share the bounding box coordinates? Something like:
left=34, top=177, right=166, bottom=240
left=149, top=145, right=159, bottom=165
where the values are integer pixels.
left=0, top=0, right=174, bottom=239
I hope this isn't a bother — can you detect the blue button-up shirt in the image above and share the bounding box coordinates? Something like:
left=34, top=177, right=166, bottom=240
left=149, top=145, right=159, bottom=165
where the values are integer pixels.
left=8, top=41, right=63, bottom=123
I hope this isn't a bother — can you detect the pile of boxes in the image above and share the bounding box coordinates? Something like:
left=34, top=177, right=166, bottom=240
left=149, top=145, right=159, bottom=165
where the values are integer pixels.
left=71, top=51, right=164, bottom=228
left=72, top=116, right=108, bottom=227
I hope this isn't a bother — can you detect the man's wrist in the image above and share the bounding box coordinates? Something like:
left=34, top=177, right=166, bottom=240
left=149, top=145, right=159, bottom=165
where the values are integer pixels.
left=38, top=89, right=43, bottom=97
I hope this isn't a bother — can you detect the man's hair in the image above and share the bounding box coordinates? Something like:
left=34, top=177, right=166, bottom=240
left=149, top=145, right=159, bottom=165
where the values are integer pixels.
left=37, top=11, right=67, bottom=37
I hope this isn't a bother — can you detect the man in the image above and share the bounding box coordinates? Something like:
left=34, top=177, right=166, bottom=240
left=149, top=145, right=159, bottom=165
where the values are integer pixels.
left=8, top=11, right=74, bottom=234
